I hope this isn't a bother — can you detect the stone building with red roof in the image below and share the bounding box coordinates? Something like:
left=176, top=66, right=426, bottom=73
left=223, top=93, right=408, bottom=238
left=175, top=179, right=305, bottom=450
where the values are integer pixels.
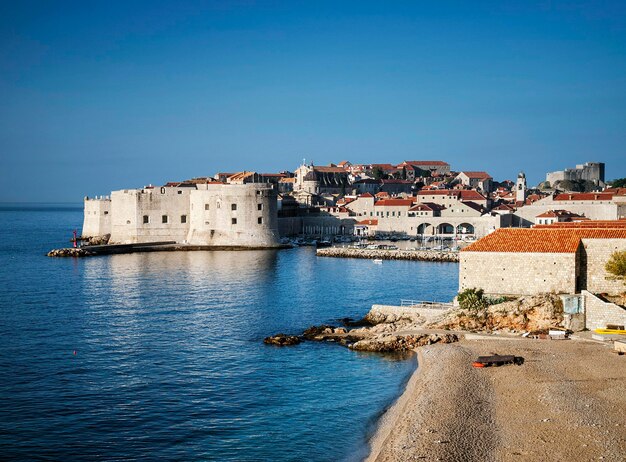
left=459, top=225, right=626, bottom=298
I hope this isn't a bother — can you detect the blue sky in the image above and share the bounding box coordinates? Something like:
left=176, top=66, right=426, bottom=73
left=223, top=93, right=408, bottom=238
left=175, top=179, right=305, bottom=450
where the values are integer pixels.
left=1, top=1, right=625, bottom=201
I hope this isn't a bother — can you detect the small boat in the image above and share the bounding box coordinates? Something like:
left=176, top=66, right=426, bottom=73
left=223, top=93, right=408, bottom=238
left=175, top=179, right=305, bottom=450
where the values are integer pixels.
left=373, top=259, right=383, bottom=264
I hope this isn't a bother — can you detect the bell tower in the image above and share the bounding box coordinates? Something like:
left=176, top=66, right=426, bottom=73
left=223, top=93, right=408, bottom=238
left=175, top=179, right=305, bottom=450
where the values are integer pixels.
left=516, top=172, right=527, bottom=203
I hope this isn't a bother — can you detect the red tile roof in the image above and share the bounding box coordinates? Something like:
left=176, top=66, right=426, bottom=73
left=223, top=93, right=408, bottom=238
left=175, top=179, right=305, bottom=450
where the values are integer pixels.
left=554, top=192, right=614, bottom=201
left=402, top=160, right=449, bottom=166
left=311, top=166, right=348, bottom=173
left=534, top=220, right=626, bottom=229
left=357, top=219, right=378, bottom=226
left=458, top=171, right=492, bottom=179
left=462, top=228, right=626, bottom=253
left=359, top=192, right=374, bottom=198
left=374, top=199, right=414, bottom=207
left=416, top=189, right=486, bottom=200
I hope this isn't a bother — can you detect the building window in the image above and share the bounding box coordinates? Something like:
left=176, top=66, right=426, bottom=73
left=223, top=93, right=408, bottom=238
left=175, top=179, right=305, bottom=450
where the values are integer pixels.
left=162, top=215, right=168, bottom=224
left=257, top=203, right=263, bottom=211
left=231, top=203, right=237, bottom=211
left=104, top=211, right=109, bottom=215
left=143, top=215, right=149, bottom=224
left=205, top=204, right=210, bottom=210
left=258, top=217, right=263, bottom=224
left=160, top=187, right=166, bottom=194
left=232, top=218, right=237, bottom=225
left=177, top=190, right=182, bottom=195
left=181, top=215, right=187, bottom=224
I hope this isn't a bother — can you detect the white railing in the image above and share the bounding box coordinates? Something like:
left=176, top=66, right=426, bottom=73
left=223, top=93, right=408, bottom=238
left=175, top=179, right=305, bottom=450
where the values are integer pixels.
left=400, top=299, right=454, bottom=310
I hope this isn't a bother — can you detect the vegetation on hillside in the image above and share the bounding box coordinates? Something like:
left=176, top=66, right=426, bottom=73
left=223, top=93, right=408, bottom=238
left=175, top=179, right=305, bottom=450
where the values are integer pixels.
left=609, top=178, right=626, bottom=188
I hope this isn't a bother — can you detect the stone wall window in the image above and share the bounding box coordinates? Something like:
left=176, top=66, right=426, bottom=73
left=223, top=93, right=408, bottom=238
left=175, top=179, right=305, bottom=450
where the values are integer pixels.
left=181, top=215, right=187, bottom=224
left=104, top=211, right=109, bottom=215
left=143, top=215, right=149, bottom=224
left=205, top=204, right=210, bottom=210
left=258, top=217, right=263, bottom=225
left=231, top=203, right=237, bottom=211
left=160, top=187, right=166, bottom=194
left=257, top=203, right=263, bottom=211
left=232, top=218, right=237, bottom=225
left=162, top=215, right=168, bottom=224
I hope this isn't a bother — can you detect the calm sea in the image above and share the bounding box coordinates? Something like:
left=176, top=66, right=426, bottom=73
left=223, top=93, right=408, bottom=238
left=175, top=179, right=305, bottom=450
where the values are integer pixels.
left=0, top=204, right=458, bottom=461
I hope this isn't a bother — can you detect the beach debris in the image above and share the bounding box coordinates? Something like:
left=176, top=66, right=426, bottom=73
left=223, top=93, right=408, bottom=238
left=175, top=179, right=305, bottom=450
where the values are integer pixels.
left=263, top=334, right=301, bottom=346
left=472, top=354, right=524, bottom=368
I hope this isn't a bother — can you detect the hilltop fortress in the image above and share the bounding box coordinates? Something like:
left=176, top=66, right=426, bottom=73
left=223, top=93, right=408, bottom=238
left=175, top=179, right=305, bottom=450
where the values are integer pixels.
left=82, top=181, right=280, bottom=248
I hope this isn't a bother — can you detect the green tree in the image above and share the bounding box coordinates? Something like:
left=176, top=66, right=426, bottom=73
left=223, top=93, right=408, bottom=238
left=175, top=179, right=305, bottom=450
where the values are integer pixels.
left=457, top=288, right=487, bottom=312
left=372, top=167, right=385, bottom=180
left=606, top=251, right=626, bottom=281
left=609, top=178, right=626, bottom=188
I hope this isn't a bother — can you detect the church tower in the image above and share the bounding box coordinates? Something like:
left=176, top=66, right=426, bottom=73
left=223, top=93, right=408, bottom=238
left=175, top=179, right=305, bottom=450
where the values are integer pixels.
left=516, top=172, right=527, bottom=203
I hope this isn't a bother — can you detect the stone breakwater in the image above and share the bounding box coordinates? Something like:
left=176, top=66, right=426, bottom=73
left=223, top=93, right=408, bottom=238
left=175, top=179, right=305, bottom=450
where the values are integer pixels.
left=316, top=247, right=459, bottom=262
left=47, top=248, right=94, bottom=257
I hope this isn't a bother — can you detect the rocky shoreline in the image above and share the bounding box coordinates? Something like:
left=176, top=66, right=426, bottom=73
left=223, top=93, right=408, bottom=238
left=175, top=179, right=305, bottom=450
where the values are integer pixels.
left=264, top=308, right=460, bottom=352
left=316, top=247, right=459, bottom=262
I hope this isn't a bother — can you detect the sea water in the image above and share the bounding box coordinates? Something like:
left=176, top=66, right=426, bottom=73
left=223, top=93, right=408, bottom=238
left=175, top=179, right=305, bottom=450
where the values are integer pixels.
left=0, top=204, right=458, bottom=461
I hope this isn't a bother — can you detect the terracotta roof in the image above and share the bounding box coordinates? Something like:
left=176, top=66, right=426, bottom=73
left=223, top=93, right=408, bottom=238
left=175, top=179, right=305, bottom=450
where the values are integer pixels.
left=462, top=228, right=626, bottom=253
left=493, top=204, right=515, bottom=211
left=375, top=192, right=390, bottom=198
left=416, top=189, right=486, bottom=200
left=359, top=193, right=375, bottom=198
left=357, top=219, right=378, bottom=226
left=535, top=209, right=584, bottom=218
left=458, top=171, right=492, bottom=179
left=227, top=171, right=256, bottom=181
left=409, top=202, right=445, bottom=212
left=310, top=166, right=347, bottom=173
left=534, top=220, right=626, bottom=229
left=554, top=193, right=614, bottom=201
left=374, top=199, right=414, bottom=207
left=402, top=160, right=449, bottom=166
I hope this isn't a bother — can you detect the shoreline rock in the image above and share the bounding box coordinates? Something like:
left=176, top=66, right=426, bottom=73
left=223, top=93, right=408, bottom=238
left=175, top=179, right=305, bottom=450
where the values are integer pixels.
left=263, top=334, right=302, bottom=346
left=47, top=248, right=95, bottom=258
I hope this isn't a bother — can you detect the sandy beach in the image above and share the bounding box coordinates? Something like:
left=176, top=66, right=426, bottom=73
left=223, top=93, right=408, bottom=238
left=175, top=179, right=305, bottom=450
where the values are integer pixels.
left=366, top=336, right=626, bottom=462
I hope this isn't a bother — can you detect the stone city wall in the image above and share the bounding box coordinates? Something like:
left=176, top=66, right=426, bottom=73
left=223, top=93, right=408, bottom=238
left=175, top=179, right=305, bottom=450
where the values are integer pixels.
left=582, top=238, right=626, bottom=295
left=459, top=251, right=578, bottom=296
left=582, top=291, right=626, bottom=330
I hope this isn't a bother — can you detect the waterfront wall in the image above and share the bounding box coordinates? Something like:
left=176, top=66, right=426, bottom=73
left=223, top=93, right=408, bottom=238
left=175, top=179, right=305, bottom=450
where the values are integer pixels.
left=316, top=247, right=459, bottom=262
left=82, top=197, right=111, bottom=237
left=187, top=183, right=279, bottom=247
left=87, top=183, right=280, bottom=248
left=369, top=304, right=452, bottom=325
left=109, top=187, right=191, bottom=244
left=459, top=251, right=578, bottom=296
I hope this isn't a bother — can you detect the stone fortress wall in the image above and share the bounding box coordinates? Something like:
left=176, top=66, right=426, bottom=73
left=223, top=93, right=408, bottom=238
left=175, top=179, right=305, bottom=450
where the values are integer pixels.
left=546, top=161, right=605, bottom=186
left=82, top=196, right=111, bottom=237
left=82, top=183, right=280, bottom=248
left=187, top=183, right=279, bottom=247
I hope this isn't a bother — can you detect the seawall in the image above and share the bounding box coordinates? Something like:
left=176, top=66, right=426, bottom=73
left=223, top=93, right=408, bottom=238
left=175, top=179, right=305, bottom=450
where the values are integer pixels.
left=316, top=247, right=459, bottom=262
